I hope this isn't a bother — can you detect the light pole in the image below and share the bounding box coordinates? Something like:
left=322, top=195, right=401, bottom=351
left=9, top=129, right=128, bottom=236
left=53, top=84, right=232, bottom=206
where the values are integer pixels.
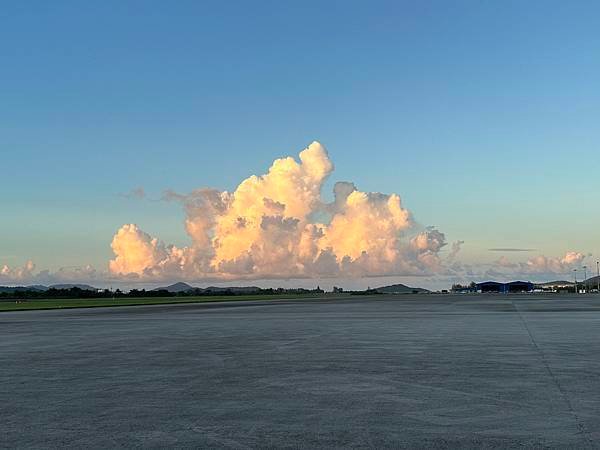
left=574, top=269, right=578, bottom=294
left=597, top=261, right=599, bottom=294
left=583, top=265, right=588, bottom=294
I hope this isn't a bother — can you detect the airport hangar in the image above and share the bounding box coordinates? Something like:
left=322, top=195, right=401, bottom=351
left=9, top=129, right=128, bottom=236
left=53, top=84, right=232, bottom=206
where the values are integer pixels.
left=476, top=281, right=534, bottom=293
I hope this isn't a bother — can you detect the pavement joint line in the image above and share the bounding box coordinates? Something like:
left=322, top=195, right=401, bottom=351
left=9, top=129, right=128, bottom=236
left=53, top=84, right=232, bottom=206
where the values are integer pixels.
left=390, top=380, right=541, bottom=409
left=512, top=301, right=593, bottom=446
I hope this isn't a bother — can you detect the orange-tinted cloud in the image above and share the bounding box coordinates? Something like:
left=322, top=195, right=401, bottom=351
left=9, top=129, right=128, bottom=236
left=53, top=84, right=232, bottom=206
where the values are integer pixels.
left=108, top=141, right=447, bottom=281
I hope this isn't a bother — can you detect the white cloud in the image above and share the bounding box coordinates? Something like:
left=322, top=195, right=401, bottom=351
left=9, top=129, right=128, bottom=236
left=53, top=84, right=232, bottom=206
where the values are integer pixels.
left=0, top=261, right=101, bottom=286
left=442, top=251, right=590, bottom=285
left=108, top=141, right=448, bottom=281
left=1, top=260, right=36, bottom=281
left=520, top=251, right=585, bottom=275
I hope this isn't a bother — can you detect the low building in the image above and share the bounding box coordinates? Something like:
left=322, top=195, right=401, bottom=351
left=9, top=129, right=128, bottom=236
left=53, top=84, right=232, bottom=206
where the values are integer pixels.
left=476, top=281, right=534, bottom=293
left=534, top=281, right=574, bottom=292
left=477, top=281, right=505, bottom=293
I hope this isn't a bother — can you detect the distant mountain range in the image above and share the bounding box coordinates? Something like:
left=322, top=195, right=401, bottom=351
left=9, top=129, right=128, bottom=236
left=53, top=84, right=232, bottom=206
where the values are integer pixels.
left=151, top=282, right=430, bottom=294
left=152, top=282, right=263, bottom=294
left=50, top=284, right=98, bottom=291
left=17, top=278, right=600, bottom=296
left=152, top=282, right=194, bottom=293
left=374, top=283, right=430, bottom=294
left=0, top=284, right=98, bottom=294
left=0, top=281, right=434, bottom=295
left=585, top=275, right=600, bottom=284
left=535, top=280, right=574, bottom=287
left=535, top=278, right=599, bottom=287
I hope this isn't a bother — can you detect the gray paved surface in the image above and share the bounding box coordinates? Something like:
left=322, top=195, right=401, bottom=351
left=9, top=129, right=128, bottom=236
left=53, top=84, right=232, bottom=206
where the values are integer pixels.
left=3, top=294, right=600, bottom=449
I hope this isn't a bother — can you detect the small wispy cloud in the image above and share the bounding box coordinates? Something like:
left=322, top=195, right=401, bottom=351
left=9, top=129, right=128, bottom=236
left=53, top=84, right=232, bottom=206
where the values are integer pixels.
left=488, top=248, right=536, bottom=252
left=448, top=240, right=464, bottom=260
left=119, top=187, right=146, bottom=199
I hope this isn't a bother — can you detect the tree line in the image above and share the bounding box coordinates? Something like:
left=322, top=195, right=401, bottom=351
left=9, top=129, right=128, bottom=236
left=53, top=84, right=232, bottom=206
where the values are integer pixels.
left=0, top=286, right=327, bottom=300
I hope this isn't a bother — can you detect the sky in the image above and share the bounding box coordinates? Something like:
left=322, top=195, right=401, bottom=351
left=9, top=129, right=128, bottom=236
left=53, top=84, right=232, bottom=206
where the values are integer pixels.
left=2, top=1, right=600, bottom=289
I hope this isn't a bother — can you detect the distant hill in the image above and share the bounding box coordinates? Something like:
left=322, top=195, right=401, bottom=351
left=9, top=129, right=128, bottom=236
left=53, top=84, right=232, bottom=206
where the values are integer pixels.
left=536, top=278, right=599, bottom=291
left=152, top=283, right=265, bottom=294
left=203, top=286, right=262, bottom=294
left=0, top=284, right=98, bottom=293
left=49, top=284, right=97, bottom=291
left=27, top=285, right=49, bottom=291
left=0, top=286, right=41, bottom=294
left=584, top=276, right=600, bottom=287
left=374, top=283, right=429, bottom=294
left=153, top=282, right=194, bottom=293
left=536, top=280, right=573, bottom=287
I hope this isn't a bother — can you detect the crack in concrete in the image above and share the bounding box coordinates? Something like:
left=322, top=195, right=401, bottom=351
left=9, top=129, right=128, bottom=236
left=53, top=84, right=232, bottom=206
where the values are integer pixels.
left=513, top=301, right=594, bottom=447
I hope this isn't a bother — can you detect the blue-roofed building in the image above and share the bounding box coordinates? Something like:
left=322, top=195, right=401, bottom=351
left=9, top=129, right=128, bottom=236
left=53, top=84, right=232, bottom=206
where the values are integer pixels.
left=476, top=281, right=534, bottom=293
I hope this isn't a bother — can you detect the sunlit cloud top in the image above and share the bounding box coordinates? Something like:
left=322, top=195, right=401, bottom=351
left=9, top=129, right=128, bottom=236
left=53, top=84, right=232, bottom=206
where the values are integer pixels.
left=109, top=141, right=447, bottom=281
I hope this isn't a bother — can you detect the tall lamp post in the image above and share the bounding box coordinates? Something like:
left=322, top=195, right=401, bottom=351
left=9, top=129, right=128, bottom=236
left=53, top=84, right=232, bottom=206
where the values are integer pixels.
left=597, top=261, right=599, bottom=294
left=574, top=269, right=578, bottom=294
left=583, top=265, right=588, bottom=294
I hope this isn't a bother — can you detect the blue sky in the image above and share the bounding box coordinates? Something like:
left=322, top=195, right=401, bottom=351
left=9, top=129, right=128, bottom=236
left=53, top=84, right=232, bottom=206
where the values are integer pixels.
left=2, top=1, right=599, bottom=286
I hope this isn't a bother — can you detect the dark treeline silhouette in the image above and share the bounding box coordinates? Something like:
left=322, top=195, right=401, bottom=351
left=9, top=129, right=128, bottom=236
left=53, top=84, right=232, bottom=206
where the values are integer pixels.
left=348, top=288, right=382, bottom=296
left=0, top=286, right=327, bottom=300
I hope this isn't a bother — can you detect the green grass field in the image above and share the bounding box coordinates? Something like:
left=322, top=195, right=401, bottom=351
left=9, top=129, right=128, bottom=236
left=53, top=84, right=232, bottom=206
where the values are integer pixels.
left=0, top=294, right=335, bottom=312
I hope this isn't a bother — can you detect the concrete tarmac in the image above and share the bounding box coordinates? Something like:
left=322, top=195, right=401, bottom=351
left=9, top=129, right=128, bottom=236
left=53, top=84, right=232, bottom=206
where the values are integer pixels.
left=3, top=294, right=600, bottom=449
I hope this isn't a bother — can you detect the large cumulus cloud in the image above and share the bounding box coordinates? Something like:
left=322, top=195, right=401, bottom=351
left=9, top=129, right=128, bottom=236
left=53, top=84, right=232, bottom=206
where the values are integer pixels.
left=108, top=141, right=448, bottom=281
